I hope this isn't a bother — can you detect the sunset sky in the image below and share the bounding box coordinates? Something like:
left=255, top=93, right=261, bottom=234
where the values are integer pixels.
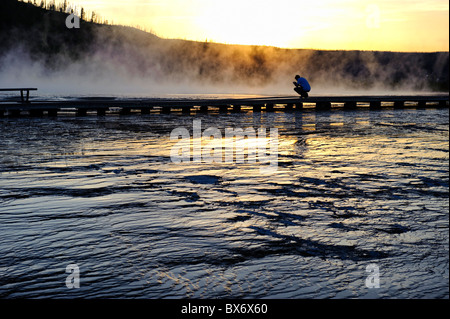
left=61, top=0, right=448, bottom=52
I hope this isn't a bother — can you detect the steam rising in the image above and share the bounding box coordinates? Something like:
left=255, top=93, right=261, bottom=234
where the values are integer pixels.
left=1, top=0, right=448, bottom=97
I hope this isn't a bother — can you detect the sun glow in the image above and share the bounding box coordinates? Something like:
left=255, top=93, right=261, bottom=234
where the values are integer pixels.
left=57, top=0, right=448, bottom=51
left=193, top=0, right=308, bottom=48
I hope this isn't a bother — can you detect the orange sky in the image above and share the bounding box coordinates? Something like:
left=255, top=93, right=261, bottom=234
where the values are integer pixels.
left=59, top=0, right=449, bottom=52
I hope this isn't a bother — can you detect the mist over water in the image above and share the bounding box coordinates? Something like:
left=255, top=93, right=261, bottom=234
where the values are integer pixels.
left=0, top=106, right=448, bottom=299
left=1, top=20, right=448, bottom=97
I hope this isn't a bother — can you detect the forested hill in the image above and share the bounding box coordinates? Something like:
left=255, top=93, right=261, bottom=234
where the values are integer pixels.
left=1, top=0, right=448, bottom=92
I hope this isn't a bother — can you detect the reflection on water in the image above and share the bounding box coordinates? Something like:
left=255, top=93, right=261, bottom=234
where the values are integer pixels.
left=0, top=107, right=448, bottom=299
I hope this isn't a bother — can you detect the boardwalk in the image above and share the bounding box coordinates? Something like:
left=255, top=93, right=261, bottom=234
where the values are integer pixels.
left=0, top=94, right=448, bottom=116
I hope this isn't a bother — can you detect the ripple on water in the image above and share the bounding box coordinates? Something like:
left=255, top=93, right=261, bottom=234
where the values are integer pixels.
left=0, top=108, right=448, bottom=298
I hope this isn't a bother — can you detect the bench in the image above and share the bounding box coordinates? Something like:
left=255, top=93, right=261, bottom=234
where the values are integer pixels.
left=0, top=88, right=38, bottom=103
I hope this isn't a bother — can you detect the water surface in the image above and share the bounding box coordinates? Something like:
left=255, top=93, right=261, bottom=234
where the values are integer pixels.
left=0, top=105, right=448, bottom=298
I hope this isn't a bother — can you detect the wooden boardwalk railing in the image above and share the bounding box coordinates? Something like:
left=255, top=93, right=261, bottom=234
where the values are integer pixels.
left=0, top=93, right=448, bottom=117
left=0, top=88, right=38, bottom=103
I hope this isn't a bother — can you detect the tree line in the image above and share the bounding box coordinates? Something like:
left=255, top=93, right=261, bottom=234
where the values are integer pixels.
left=20, top=0, right=107, bottom=24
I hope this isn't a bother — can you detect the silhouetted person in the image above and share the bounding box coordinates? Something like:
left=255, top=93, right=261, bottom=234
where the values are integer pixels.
left=293, top=75, right=311, bottom=98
